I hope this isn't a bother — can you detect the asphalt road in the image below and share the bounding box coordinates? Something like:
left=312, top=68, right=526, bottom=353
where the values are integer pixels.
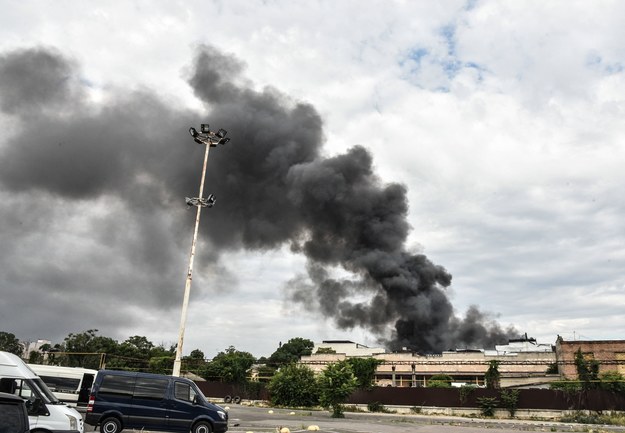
left=79, top=403, right=625, bottom=433
left=224, top=404, right=625, bottom=433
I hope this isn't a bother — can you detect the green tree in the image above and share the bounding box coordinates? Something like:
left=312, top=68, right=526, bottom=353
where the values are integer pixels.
left=107, top=335, right=155, bottom=370
left=149, top=356, right=175, bottom=374
left=546, top=363, right=559, bottom=374
left=184, top=349, right=207, bottom=375
left=63, top=330, right=119, bottom=369
left=120, top=335, right=154, bottom=357
left=255, top=364, right=277, bottom=382
left=148, top=343, right=175, bottom=374
left=188, top=349, right=205, bottom=359
left=267, top=363, right=319, bottom=407
left=574, top=348, right=599, bottom=390
left=0, top=332, right=23, bottom=356
left=500, top=389, right=520, bottom=417
left=317, top=361, right=358, bottom=418
left=428, top=374, right=453, bottom=388
left=485, top=360, right=501, bottom=389
left=268, top=338, right=314, bottom=367
left=599, top=371, right=625, bottom=393
left=346, top=358, right=382, bottom=390
left=315, top=347, right=336, bottom=354
left=28, top=350, right=43, bottom=364
left=44, top=343, right=64, bottom=365
left=202, top=346, right=255, bottom=383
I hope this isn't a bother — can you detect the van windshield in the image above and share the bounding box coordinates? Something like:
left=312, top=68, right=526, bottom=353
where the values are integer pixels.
left=29, top=378, right=61, bottom=404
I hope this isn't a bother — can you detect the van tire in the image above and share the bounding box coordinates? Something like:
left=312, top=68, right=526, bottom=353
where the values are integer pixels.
left=100, top=417, right=122, bottom=433
left=192, top=421, right=212, bottom=433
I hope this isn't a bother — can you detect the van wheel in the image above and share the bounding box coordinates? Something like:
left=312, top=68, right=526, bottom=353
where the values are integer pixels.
left=192, top=421, right=212, bottom=433
left=100, top=417, right=122, bottom=433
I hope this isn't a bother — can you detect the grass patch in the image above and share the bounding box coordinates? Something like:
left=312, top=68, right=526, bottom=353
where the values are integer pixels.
left=342, top=404, right=365, bottom=413
left=560, top=411, right=625, bottom=426
left=410, top=406, right=422, bottom=414
left=367, top=401, right=395, bottom=413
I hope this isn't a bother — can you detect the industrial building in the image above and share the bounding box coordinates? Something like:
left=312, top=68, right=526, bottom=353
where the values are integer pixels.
left=555, top=336, right=625, bottom=378
left=300, top=336, right=559, bottom=388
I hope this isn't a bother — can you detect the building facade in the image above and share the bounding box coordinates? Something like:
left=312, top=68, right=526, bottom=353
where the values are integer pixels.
left=555, top=336, right=625, bottom=378
left=301, top=337, right=558, bottom=388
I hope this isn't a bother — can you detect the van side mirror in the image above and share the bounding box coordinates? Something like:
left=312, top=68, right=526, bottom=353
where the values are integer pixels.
left=25, top=397, right=43, bottom=414
left=193, top=395, right=200, bottom=405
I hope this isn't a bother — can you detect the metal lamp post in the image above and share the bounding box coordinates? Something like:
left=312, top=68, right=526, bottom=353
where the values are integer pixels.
left=172, top=124, right=230, bottom=377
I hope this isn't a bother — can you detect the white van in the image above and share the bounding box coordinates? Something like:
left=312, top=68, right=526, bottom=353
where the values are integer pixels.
left=29, top=363, right=97, bottom=406
left=0, top=351, right=84, bottom=433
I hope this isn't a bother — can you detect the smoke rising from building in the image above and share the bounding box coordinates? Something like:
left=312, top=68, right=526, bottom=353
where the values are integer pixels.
left=0, top=45, right=517, bottom=352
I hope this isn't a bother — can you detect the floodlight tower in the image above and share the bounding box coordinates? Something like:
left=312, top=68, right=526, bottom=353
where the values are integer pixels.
left=173, top=124, right=230, bottom=377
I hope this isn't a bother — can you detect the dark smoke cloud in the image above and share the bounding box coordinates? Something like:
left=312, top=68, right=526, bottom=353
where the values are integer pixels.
left=0, top=44, right=517, bottom=351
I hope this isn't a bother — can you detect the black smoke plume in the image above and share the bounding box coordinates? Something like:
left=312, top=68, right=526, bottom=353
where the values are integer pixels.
left=0, top=45, right=516, bottom=351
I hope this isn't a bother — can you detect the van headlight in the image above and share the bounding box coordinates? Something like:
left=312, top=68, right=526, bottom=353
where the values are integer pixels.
left=217, top=410, right=227, bottom=421
left=66, top=414, right=78, bottom=430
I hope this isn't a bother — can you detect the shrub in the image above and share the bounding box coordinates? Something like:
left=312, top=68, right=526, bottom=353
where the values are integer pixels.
left=317, top=361, right=357, bottom=418
left=477, top=396, right=498, bottom=417
left=458, top=385, right=476, bottom=405
left=500, top=389, right=520, bottom=417
left=427, top=374, right=453, bottom=388
left=485, top=360, right=501, bottom=389
left=550, top=379, right=581, bottom=391
left=367, top=401, right=388, bottom=413
left=267, top=363, right=319, bottom=407
left=599, top=371, right=625, bottom=393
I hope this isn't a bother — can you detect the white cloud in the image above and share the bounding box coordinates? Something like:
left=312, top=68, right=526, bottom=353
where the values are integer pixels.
left=1, top=0, right=624, bottom=357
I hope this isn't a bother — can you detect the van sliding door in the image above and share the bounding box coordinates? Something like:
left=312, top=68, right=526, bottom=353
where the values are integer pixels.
left=130, top=377, right=169, bottom=430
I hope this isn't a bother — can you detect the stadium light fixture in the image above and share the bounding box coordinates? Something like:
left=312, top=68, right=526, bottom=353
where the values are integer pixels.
left=173, top=124, right=231, bottom=377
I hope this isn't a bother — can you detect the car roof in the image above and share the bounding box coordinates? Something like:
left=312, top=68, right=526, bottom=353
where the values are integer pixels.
left=0, top=391, right=25, bottom=403
left=98, top=369, right=192, bottom=382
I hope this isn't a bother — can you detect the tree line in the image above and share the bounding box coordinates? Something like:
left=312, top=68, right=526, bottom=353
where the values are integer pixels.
left=1, top=330, right=380, bottom=417
left=0, top=330, right=320, bottom=380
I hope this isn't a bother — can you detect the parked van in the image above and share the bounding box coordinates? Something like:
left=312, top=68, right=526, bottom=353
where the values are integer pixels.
left=0, top=392, right=30, bottom=433
left=28, top=364, right=97, bottom=406
left=85, top=369, right=228, bottom=433
left=0, top=351, right=83, bottom=433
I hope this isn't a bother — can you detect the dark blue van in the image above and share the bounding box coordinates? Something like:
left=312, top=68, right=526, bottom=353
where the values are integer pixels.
left=85, top=370, right=227, bottom=433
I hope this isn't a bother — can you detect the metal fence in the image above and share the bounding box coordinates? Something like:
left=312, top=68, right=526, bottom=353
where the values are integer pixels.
left=348, top=387, right=625, bottom=411
left=196, top=381, right=625, bottom=411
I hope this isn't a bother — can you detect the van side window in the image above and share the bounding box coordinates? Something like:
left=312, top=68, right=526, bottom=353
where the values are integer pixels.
left=99, top=375, right=135, bottom=396
left=134, top=378, right=168, bottom=400
left=13, top=380, right=33, bottom=399
left=174, top=382, right=197, bottom=403
left=39, top=375, right=81, bottom=393
left=0, top=378, right=17, bottom=394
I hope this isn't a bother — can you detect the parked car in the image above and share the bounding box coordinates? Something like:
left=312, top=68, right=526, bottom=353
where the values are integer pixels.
left=0, top=391, right=30, bottom=433
left=85, top=369, right=228, bottom=433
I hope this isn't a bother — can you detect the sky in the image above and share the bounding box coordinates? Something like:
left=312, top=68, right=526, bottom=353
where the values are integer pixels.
left=0, top=0, right=624, bottom=359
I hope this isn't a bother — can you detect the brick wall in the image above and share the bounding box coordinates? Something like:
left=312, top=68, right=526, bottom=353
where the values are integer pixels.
left=555, top=337, right=625, bottom=379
